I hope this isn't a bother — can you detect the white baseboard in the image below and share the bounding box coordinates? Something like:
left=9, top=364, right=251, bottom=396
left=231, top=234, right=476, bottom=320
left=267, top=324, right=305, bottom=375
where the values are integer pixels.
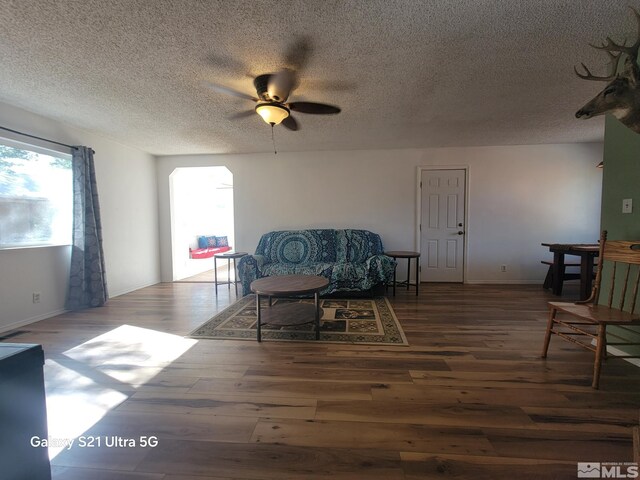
left=0, top=281, right=161, bottom=335
left=464, top=279, right=543, bottom=285
left=0, top=281, right=162, bottom=335
left=0, top=308, right=67, bottom=335
left=109, top=280, right=160, bottom=299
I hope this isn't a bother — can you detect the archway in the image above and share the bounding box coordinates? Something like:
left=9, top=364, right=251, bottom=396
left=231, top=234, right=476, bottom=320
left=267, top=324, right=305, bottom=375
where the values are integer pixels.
left=169, top=166, right=234, bottom=281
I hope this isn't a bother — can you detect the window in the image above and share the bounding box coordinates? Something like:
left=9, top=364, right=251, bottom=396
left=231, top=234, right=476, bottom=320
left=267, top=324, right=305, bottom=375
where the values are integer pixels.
left=0, top=140, right=72, bottom=248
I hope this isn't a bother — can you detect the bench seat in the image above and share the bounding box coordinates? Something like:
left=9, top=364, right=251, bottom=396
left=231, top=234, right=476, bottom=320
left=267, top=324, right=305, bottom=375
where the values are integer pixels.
left=548, top=301, right=640, bottom=325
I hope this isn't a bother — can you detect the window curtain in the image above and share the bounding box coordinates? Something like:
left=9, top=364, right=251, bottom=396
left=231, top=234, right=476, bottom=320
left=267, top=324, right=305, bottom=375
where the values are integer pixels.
left=65, top=146, right=108, bottom=310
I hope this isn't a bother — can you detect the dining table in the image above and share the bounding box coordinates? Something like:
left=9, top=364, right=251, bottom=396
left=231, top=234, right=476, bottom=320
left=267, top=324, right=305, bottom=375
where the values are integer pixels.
left=541, top=243, right=600, bottom=301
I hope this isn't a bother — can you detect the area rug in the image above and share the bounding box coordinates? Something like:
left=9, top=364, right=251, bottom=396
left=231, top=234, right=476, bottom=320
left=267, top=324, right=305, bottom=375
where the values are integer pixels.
left=189, top=295, right=409, bottom=345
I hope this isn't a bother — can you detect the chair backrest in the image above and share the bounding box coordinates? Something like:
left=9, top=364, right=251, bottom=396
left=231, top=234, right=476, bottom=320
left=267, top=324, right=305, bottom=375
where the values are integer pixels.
left=591, top=230, right=640, bottom=313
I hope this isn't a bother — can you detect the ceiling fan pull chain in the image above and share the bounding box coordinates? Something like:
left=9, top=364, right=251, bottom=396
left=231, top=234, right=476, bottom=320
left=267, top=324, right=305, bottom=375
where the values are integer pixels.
left=271, top=124, right=277, bottom=155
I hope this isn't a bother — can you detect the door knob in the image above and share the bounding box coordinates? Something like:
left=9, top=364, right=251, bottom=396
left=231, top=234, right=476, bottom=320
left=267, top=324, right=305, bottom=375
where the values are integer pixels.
left=457, top=231, right=465, bottom=235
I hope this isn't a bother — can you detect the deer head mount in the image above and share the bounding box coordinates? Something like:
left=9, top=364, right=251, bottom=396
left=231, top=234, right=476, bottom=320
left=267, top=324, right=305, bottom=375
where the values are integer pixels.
left=575, top=7, right=640, bottom=134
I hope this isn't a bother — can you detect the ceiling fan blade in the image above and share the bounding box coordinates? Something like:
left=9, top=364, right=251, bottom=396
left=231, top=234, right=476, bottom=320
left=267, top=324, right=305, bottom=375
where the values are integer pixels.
left=268, top=69, right=296, bottom=102
left=203, top=81, right=258, bottom=102
left=304, top=79, right=357, bottom=92
left=288, top=102, right=341, bottom=114
left=284, top=36, right=312, bottom=73
left=271, top=37, right=312, bottom=100
left=227, top=110, right=255, bottom=120
left=205, top=54, right=252, bottom=78
left=281, top=115, right=299, bottom=131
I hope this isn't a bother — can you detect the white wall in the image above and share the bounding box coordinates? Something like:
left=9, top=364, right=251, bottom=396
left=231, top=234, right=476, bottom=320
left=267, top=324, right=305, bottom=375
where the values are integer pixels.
left=156, top=142, right=603, bottom=284
left=0, top=102, right=160, bottom=332
left=423, top=144, right=602, bottom=282
left=0, top=245, right=71, bottom=330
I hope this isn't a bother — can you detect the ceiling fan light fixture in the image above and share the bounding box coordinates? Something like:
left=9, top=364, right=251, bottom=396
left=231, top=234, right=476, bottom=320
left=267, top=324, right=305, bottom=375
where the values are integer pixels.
left=255, top=102, right=290, bottom=125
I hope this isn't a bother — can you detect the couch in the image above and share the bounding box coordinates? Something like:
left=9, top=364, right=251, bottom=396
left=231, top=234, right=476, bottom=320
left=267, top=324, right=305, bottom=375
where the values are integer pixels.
left=237, top=229, right=396, bottom=296
left=189, top=235, right=231, bottom=259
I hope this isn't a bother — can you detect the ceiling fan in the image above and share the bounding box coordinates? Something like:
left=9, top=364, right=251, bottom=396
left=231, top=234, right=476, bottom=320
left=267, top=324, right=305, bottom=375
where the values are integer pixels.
left=204, top=38, right=341, bottom=131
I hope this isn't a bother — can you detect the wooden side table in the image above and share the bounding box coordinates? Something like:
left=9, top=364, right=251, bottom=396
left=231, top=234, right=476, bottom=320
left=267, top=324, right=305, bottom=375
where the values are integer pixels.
left=214, top=252, right=248, bottom=296
left=385, top=251, right=420, bottom=296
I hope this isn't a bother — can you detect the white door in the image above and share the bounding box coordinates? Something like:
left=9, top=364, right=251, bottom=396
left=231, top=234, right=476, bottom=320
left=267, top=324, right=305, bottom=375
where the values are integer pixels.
left=420, top=169, right=466, bottom=282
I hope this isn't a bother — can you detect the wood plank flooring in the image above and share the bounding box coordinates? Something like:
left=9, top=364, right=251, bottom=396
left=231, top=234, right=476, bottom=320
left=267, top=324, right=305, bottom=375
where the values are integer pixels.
left=3, top=282, right=640, bottom=479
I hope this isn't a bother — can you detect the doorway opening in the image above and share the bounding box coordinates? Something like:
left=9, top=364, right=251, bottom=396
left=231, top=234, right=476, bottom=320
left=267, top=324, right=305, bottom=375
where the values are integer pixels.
left=169, top=166, right=234, bottom=282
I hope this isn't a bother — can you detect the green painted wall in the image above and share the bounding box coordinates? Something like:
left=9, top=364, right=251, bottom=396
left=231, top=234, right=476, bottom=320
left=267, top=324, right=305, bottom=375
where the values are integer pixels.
left=600, top=115, right=640, bottom=354
left=601, top=116, right=640, bottom=238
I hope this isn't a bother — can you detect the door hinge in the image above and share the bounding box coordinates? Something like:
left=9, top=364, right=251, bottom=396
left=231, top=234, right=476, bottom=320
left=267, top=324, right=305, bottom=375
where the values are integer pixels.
left=419, top=224, right=422, bottom=232
left=420, top=181, right=422, bottom=188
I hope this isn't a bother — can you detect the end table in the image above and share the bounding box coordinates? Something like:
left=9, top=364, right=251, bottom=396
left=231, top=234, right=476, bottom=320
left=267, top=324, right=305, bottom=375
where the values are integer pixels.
left=214, top=252, right=248, bottom=296
left=385, top=251, right=421, bottom=296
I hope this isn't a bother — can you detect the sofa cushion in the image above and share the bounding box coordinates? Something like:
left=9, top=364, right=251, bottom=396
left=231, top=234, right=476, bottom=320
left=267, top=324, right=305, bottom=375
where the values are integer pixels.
left=262, top=261, right=335, bottom=278
left=190, top=246, right=232, bottom=259
left=261, top=261, right=371, bottom=292
left=198, top=235, right=218, bottom=248
left=215, top=235, right=229, bottom=247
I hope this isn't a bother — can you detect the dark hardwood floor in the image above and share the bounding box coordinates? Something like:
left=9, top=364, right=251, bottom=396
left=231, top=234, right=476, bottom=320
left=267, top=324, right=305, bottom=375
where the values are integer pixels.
left=4, top=282, right=640, bottom=479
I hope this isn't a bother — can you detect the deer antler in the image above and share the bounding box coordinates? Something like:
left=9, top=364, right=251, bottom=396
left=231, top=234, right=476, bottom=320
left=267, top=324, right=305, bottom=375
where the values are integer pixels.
left=574, top=50, right=622, bottom=81
left=575, top=7, right=640, bottom=81
left=592, top=7, right=640, bottom=60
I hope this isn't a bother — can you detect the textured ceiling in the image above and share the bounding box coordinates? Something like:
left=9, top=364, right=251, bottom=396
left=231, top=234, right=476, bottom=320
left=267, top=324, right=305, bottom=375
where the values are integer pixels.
left=0, top=1, right=634, bottom=155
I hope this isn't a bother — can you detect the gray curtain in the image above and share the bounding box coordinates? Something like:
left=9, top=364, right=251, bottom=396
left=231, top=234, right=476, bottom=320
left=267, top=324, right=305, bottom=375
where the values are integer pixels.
left=65, top=146, right=108, bottom=310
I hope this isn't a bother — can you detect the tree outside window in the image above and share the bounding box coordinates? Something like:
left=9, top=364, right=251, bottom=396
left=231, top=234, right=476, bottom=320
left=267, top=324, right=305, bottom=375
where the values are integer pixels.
left=0, top=143, right=72, bottom=248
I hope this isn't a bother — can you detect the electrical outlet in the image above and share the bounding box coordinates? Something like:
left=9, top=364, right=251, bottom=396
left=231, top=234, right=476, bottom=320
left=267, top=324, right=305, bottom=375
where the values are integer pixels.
left=500, top=265, right=507, bottom=272
left=623, top=198, right=633, bottom=214
left=32, top=292, right=41, bottom=304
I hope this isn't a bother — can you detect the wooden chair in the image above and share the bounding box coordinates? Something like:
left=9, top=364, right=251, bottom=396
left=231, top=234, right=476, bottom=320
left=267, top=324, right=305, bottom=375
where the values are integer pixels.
left=541, top=230, right=640, bottom=389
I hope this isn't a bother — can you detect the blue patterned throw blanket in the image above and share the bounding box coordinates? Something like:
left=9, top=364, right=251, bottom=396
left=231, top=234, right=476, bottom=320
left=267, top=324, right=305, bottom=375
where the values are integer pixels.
left=237, top=229, right=395, bottom=296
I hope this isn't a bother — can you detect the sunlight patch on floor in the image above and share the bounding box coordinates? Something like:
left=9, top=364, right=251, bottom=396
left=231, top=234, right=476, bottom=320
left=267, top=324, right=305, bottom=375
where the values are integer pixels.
left=43, top=325, right=197, bottom=459
left=44, top=359, right=127, bottom=459
left=62, top=324, right=198, bottom=386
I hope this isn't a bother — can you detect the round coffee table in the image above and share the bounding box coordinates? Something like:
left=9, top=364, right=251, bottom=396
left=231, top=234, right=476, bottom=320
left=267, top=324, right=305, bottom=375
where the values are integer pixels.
left=250, top=274, right=329, bottom=342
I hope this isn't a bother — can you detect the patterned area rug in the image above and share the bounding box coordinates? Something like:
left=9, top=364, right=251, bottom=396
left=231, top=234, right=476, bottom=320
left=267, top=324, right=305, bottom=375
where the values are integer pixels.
left=189, top=295, right=409, bottom=345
